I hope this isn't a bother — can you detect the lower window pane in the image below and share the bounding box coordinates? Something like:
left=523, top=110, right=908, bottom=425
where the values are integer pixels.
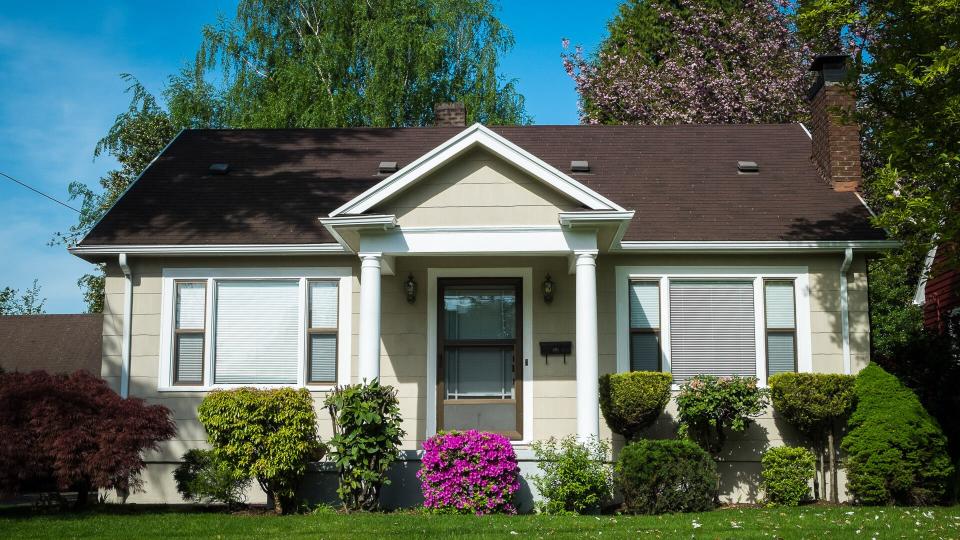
left=630, top=333, right=660, bottom=372
left=767, top=333, right=796, bottom=376
left=175, top=333, right=204, bottom=383
left=309, top=334, right=337, bottom=383
left=445, top=347, right=513, bottom=399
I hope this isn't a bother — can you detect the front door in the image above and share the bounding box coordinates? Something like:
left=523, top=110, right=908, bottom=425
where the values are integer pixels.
left=437, top=278, right=523, bottom=440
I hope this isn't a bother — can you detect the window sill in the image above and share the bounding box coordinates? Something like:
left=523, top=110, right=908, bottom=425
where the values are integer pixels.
left=156, top=384, right=337, bottom=393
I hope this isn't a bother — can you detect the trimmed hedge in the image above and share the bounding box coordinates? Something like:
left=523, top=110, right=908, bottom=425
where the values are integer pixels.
left=615, top=439, right=718, bottom=514
left=841, top=363, right=954, bottom=505
left=197, top=387, right=324, bottom=514
left=761, top=446, right=815, bottom=506
left=599, top=372, right=672, bottom=441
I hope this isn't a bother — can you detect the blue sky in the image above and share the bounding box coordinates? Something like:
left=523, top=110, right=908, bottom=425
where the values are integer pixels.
left=0, top=1, right=619, bottom=313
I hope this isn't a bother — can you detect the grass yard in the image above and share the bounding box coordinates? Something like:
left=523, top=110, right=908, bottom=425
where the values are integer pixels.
left=1, top=505, right=959, bottom=539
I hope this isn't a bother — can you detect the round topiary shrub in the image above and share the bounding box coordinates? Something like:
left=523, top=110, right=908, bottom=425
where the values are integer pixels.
left=761, top=446, right=815, bottom=506
left=841, top=363, right=954, bottom=505
left=615, top=439, right=718, bottom=514
left=418, top=430, right=520, bottom=514
left=599, top=371, right=672, bottom=441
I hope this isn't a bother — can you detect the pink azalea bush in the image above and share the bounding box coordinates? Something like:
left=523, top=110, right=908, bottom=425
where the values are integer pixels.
left=418, top=430, right=520, bottom=514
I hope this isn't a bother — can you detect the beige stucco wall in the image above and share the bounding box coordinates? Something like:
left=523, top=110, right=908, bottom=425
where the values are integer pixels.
left=102, top=249, right=869, bottom=504
left=376, top=147, right=581, bottom=227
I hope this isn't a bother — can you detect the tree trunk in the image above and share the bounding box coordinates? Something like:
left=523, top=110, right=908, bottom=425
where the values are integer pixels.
left=828, top=424, right=839, bottom=503
left=73, top=479, right=90, bottom=509
left=818, top=447, right=826, bottom=501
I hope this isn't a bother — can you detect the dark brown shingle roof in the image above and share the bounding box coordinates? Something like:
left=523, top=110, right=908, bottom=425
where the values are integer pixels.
left=0, top=314, right=102, bottom=375
left=79, top=124, right=883, bottom=246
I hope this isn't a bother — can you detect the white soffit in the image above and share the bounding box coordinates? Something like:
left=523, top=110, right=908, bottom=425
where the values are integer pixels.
left=328, top=123, right=625, bottom=216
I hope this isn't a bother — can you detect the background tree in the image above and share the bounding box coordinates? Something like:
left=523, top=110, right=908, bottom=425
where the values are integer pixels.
left=564, top=0, right=811, bottom=124
left=60, top=0, right=528, bottom=311
left=0, top=279, right=46, bottom=315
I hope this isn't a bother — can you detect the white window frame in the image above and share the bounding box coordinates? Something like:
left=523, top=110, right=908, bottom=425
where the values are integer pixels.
left=158, top=267, right=352, bottom=392
left=615, top=266, right=811, bottom=387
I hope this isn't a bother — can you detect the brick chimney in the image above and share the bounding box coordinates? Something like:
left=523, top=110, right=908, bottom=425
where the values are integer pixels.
left=434, top=102, right=467, bottom=127
left=808, top=54, right=861, bottom=192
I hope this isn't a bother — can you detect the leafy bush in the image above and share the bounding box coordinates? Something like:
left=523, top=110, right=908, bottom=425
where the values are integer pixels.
left=173, top=449, right=250, bottom=508
left=675, top=375, right=768, bottom=455
left=615, top=439, right=717, bottom=514
left=530, top=436, right=612, bottom=515
left=325, top=380, right=405, bottom=511
left=598, top=372, right=672, bottom=441
left=0, top=370, right=175, bottom=507
left=197, top=387, right=323, bottom=514
left=768, top=373, right=855, bottom=502
left=841, top=363, right=954, bottom=505
left=761, top=446, right=815, bottom=506
left=418, top=430, right=520, bottom=514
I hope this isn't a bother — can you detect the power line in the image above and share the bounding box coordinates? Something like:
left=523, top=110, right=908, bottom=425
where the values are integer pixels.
left=0, top=170, right=80, bottom=213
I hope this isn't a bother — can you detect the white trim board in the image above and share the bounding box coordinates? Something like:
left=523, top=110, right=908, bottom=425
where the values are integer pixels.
left=359, top=226, right=598, bottom=256
left=330, top=123, right=625, bottom=216
left=614, top=265, right=812, bottom=387
left=616, top=240, right=899, bottom=252
left=426, top=267, right=534, bottom=445
left=70, top=243, right=346, bottom=258
left=157, top=267, right=352, bottom=392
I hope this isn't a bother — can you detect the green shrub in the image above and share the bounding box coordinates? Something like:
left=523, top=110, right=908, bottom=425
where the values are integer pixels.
left=761, top=446, right=815, bottom=506
left=173, top=449, right=250, bottom=508
left=197, top=387, right=324, bottom=514
left=531, top=436, right=612, bottom=515
left=841, top=363, right=954, bottom=505
left=599, top=372, right=672, bottom=441
left=615, top=439, right=718, bottom=514
left=768, top=372, right=855, bottom=502
left=325, top=380, right=405, bottom=511
left=675, top=375, right=768, bottom=455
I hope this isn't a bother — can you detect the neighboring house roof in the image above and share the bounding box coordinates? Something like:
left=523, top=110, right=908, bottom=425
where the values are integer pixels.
left=0, top=314, right=102, bottom=375
left=78, top=124, right=883, bottom=248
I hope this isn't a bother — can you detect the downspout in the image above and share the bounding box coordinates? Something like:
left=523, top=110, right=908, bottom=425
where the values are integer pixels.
left=840, top=248, right=853, bottom=375
left=119, top=253, right=133, bottom=398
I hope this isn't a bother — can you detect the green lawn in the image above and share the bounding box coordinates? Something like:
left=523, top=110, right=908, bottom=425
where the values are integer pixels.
left=1, top=505, right=959, bottom=539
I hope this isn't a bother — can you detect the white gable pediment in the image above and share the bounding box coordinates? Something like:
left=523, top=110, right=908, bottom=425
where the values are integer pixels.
left=329, top=123, right=624, bottom=217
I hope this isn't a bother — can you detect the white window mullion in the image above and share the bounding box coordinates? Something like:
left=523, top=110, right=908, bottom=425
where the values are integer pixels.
left=659, top=276, right=672, bottom=374
left=298, top=277, right=307, bottom=388
left=754, top=277, right=767, bottom=384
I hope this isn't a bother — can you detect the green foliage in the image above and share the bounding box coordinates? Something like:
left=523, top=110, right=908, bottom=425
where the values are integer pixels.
left=615, top=439, right=718, bottom=514
left=841, top=363, right=954, bottom=505
left=598, top=372, right=671, bottom=441
left=530, top=436, right=612, bottom=515
left=676, top=375, right=769, bottom=455
left=0, top=279, right=45, bottom=315
left=325, top=380, right=405, bottom=511
left=173, top=449, right=250, bottom=508
left=768, top=373, right=856, bottom=439
left=867, top=250, right=926, bottom=360
left=797, top=0, right=960, bottom=257
left=197, top=387, right=324, bottom=514
left=761, top=446, right=816, bottom=506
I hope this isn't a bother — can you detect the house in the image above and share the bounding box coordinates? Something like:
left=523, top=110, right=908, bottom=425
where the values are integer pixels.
left=0, top=314, right=103, bottom=375
left=915, top=242, right=960, bottom=343
left=69, top=55, right=895, bottom=506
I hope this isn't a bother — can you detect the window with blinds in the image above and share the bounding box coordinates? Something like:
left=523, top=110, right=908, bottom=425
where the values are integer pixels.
left=174, top=281, right=206, bottom=384
left=308, top=281, right=339, bottom=384
left=669, top=280, right=756, bottom=382
left=214, top=280, right=301, bottom=384
left=628, top=281, right=661, bottom=371
left=765, top=280, right=797, bottom=378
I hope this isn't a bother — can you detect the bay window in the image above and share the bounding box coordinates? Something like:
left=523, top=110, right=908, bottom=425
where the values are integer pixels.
left=160, top=268, right=350, bottom=390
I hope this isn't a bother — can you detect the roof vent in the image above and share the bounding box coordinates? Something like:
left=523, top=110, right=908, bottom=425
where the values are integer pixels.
left=209, top=163, right=230, bottom=175
left=378, top=161, right=398, bottom=174
left=570, top=160, right=590, bottom=173
left=737, top=161, right=759, bottom=173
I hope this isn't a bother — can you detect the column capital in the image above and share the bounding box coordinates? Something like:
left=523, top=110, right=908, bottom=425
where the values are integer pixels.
left=359, top=252, right=382, bottom=268
left=574, top=250, right=598, bottom=264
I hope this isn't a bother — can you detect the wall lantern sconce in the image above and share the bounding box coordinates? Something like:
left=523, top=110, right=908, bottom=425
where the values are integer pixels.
left=542, top=274, right=554, bottom=304
left=404, top=273, right=418, bottom=304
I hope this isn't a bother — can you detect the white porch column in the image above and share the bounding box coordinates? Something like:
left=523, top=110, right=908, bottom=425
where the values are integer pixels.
left=358, top=253, right=382, bottom=382
left=575, top=251, right=600, bottom=441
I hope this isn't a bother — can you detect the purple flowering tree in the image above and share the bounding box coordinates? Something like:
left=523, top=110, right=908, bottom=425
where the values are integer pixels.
left=563, top=0, right=811, bottom=125
left=418, top=430, right=520, bottom=514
